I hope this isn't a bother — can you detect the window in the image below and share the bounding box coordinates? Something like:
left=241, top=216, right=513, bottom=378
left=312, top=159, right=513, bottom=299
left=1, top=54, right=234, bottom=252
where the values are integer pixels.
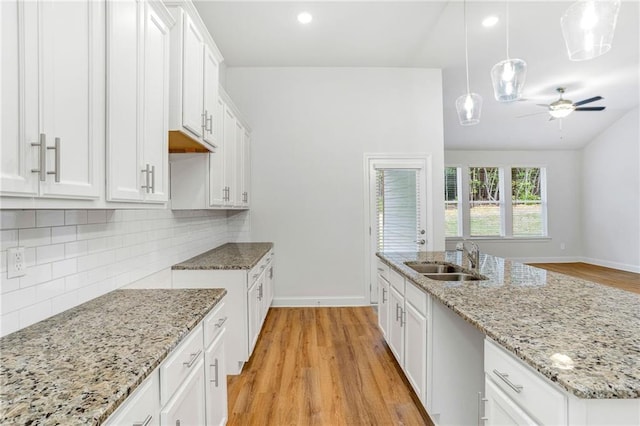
left=469, top=167, right=502, bottom=236
left=444, top=167, right=461, bottom=237
left=512, top=168, right=545, bottom=236
left=443, top=165, right=547, bottom=238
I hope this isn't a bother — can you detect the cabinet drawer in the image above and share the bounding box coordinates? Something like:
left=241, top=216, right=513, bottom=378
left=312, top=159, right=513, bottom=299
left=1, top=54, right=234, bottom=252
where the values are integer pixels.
left=405, top=282, right=428, bottom=316
left=204, top=301, right=227, bottom=348
left=389, top=268, right=405, bottom=295
left=104, top=369, right=160, bottom=426
left=248, top=250, right=271, bottom=287
left=160, top=323, right=204, bottom=405
left=484, top=339, right=567, bottom=426
left=376, top=259, right=389, bottom=281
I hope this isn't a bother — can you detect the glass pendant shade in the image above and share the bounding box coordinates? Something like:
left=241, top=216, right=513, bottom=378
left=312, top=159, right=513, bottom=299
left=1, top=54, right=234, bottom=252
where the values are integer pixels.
left=455, top=93, right=483, bottom=126
left=561, top=0, right=621, bottom=61
left=491, top=58, right=527, bottom=102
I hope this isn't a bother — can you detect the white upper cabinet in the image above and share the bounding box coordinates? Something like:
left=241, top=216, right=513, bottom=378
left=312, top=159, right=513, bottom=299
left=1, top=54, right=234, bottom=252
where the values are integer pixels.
left=106, top=0, right=173, bottom=203
left=222, top=102, right=238, bottom=206
left=166, top=2, right=222, bottom=152
left=208, top=96, right=226, bottom=206
left=1, top=0, right=105, bottom=200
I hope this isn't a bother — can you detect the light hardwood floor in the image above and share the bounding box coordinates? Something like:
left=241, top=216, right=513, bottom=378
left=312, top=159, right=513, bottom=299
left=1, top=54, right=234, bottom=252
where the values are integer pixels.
left=227, top=307, right=432, bottom=426
left=528, top=262, right=640, bottom=294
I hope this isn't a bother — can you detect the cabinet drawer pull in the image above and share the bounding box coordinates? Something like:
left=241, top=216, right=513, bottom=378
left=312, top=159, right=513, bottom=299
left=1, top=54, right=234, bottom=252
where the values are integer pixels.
left=31, top=133, right=46, bottom=181
left=133, top=415, right=153, bottom=426
left=150, top=164, right=155, bottom=194
left=182, top=349, right=202, bottom=368
left=395, top=303, right=401, bottom=321
left=382, top=288, right=387, bottom=303
left=215, top=317, right=227, bottom=328
left=252, top=273, right=259, bottom=280
left=400, top=308, right=405, bottom=327
left=492, top=369, right=523, bottom=393
left=210, top=359, right=219, bottom=387
left=141, top=164, right=151, bottom=193
left=377, top=267, right=384, bottom=272
left=46, top=137, right=61, bottom=182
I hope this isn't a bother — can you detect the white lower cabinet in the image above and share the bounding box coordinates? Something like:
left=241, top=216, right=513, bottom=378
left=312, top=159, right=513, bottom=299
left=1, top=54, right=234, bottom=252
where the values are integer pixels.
left=172, top=250, right=274, bottom=375
left=404, top=294, right=428, bottom=404
left=484, top=378, right=537, bottom=426
left=104, top=302, right=227, bottom=426
left=387, top=285, right=405, bottom=364
left=377, top=274, right=390, bottom=338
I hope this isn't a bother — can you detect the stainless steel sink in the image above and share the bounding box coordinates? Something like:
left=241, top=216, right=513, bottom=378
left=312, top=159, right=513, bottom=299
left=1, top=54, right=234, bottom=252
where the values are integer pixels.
left=404, top=262, right=464, bottom=274
left=423, top=273, right=485, bottom=281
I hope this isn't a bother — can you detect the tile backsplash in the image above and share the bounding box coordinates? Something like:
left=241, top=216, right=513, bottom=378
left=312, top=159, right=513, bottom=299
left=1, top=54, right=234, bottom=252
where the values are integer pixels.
left=0, top=208, right=250, bottom=337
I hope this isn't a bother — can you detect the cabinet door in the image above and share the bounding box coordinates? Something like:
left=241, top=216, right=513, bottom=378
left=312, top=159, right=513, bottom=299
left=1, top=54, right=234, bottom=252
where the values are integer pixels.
left=180, top=13, right=204, bottom=139
left=0, top=0, right=39, bottom=197
left=160, top=358, right=206, bottom=426
left=377, top=275, right=389, bottom=338
left=234, top=120, right=244, bottom=206
left=142, top=0, right=170, bottom=202
left=202, top=45, right=219, bottom=148
left=247, top=278, right=261, bottom=353
left=205, top=330, right=228, bottom=426
left=223, top=104, right=237, bottom=206
left=106, top=0, right=143, bottom=202
left=240, top=129, right=251, bottom=207
left=388, top=286, right=404, bottom=365
left=39, top=0, right=104, bottom=198
left=484, top=378, right=537, bottom=426
left=208, top=97, right=225, bottom=206
left=404, top=301, right=427, bottom=404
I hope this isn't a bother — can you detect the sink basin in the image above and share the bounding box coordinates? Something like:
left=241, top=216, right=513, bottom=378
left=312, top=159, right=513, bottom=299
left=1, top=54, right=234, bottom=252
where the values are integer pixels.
left=405, top=262, right=463, bottom=274
left=423, top=273, right=485, bottom=281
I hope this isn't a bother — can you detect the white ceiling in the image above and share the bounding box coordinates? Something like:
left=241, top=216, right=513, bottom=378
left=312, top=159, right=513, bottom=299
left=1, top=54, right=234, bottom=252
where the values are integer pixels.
left=194, top=0, right=640, bottom=150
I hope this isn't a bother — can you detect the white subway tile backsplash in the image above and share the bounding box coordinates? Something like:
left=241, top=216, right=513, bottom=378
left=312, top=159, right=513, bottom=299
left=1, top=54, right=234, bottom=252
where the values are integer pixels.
left=18, top=227, right=51, bottom=248
left=19, top=264, right=52, bottom=288
left=36, top=244, right=65, bottom=264
left=0, top=208, right=246, bottom=336
left=0, top=230, right=18, bottom=250
left=65, top=210, right=88, bottom=225
left=51, top=226, right=76, bottom=244
left=52, top=259, right=77, bottom=279
left=36, top=210, right=65, bottom=227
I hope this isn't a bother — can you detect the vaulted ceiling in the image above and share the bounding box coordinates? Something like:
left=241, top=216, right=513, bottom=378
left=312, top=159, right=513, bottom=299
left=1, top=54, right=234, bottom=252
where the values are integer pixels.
left=195, top=1, right=639, bottom=150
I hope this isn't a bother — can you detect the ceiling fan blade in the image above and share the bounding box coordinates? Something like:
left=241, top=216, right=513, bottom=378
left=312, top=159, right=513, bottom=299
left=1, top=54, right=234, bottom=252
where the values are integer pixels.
left=573, top=96, right=603, bottom=106
left=575, top=106, right=606, bottom=111
left=516, top=111, right=548, bottom=118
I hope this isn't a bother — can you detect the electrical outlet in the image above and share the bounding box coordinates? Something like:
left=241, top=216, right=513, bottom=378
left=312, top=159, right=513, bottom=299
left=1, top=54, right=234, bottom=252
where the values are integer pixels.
left=7, top=247, right=26, bottom=278
left=560, top=243, right=566, bottom=250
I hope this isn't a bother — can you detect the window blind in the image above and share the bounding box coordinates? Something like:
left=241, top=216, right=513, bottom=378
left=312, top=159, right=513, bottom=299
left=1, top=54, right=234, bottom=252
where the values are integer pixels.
left=376, top=169, right=420, bottom=252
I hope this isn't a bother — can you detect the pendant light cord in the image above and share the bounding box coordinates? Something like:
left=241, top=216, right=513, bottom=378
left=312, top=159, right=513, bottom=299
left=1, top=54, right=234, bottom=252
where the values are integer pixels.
left=464, top=0, right=470, bottom=94
left=505, top=1, right=510, bottom=59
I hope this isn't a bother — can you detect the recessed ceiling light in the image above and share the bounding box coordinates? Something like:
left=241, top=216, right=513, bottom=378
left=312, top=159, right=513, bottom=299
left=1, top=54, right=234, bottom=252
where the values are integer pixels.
left=482, top=16, right=499, bottom=27
left=297, top=12, right=313, bottom=24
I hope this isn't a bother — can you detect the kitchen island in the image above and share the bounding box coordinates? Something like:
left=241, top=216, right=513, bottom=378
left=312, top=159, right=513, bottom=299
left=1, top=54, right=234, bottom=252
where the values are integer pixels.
left=0, top=288, right=226, bottom=425
left=377, top=251, right=639, bottom=425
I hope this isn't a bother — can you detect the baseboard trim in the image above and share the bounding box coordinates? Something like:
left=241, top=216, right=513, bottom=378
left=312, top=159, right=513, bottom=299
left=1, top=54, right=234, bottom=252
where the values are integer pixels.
left=508, top=256, right=583, bottom=264
left=580, top=257, right=640, bottom=273
left=272, top=296, right=369, bottom=307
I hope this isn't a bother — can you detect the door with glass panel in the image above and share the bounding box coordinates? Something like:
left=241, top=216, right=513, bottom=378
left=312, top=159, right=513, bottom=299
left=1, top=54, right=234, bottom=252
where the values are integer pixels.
left=367, top=159, right=428, bottom=304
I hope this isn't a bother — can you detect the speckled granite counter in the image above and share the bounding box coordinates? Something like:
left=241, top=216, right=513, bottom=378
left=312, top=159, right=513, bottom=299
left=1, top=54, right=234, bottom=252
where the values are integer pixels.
left=172, top=242, right=273, bottom=270
left=377, top=251, right=640, bottom=400
left=0, top=288, right=226, bottom=425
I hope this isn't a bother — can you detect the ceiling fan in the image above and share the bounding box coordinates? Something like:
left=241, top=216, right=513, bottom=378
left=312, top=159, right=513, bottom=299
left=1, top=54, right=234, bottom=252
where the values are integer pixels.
left=519, top=87, right=606, bottom=120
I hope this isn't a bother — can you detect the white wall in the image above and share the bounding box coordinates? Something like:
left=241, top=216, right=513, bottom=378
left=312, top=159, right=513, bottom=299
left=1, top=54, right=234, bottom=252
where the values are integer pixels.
left=226, top=67, right=445, bottom=305
left=582, top=108, right=640, bottom=272
left=0, top=209, right=248, bottom=336
left=444, top=150, right=583, bottom=262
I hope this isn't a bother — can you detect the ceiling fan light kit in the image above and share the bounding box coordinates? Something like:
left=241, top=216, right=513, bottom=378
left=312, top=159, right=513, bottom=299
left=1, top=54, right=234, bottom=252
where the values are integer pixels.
left=456, top=0, right=482, bottom=126
left=561, top=0, right=621, bottom=61
left=491, top=1, right=527, bottom=102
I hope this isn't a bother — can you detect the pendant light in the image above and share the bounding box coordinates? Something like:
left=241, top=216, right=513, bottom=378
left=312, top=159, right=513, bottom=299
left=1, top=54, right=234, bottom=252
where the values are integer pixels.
left=561, top=0, right=621, bottom=61
left=490, top=1, right=526, bottom=102
left=456, top=0, right=482, bottom=126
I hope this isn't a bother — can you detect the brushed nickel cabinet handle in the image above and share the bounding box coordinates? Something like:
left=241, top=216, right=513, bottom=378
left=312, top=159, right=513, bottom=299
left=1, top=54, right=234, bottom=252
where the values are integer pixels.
left=46, top=137, right=60, bottom=182
left=133, top=415, right=152, bottom=426
left=382, top=287, right=387, bottom=303
left=493, top=369, right=523, bottom=393
left=215, top=317, right=227, bottom=328
left=183, top=349, right=202, bottom=368
left=141, top=164, right=151, bottom=193
left=31, top=133, right=46, bottom=181
left=150, top=165, right=155, bottom=194
left=210, top=359, right=219, bottom=387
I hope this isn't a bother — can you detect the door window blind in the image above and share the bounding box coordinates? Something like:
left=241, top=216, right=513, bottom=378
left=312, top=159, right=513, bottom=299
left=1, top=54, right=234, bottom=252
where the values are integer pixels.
left=376, top=169, right=420, bottom=252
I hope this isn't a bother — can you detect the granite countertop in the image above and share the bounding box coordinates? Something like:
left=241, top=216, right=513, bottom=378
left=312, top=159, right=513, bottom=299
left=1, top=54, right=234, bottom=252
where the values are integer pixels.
left=0, top=288, right=226, bottom=425
left=172, top=242, right=273, bottom=270
left=377, top=251, right=640, bottom=400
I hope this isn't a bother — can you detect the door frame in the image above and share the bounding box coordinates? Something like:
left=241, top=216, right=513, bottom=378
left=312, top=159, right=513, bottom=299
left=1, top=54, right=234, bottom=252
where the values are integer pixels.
left=363, top=153, right=434, bottom=304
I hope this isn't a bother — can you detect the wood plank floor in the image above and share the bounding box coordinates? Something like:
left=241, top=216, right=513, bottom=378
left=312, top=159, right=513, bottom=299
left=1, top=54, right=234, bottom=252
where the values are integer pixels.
left=227, top=307, right=432, bottom=426
left=528, top=262, right=640, bottom=294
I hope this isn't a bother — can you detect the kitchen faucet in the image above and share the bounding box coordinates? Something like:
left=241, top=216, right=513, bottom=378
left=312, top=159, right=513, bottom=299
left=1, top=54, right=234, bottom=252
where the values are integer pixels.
left=456, top=240, right=480, bottom=271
